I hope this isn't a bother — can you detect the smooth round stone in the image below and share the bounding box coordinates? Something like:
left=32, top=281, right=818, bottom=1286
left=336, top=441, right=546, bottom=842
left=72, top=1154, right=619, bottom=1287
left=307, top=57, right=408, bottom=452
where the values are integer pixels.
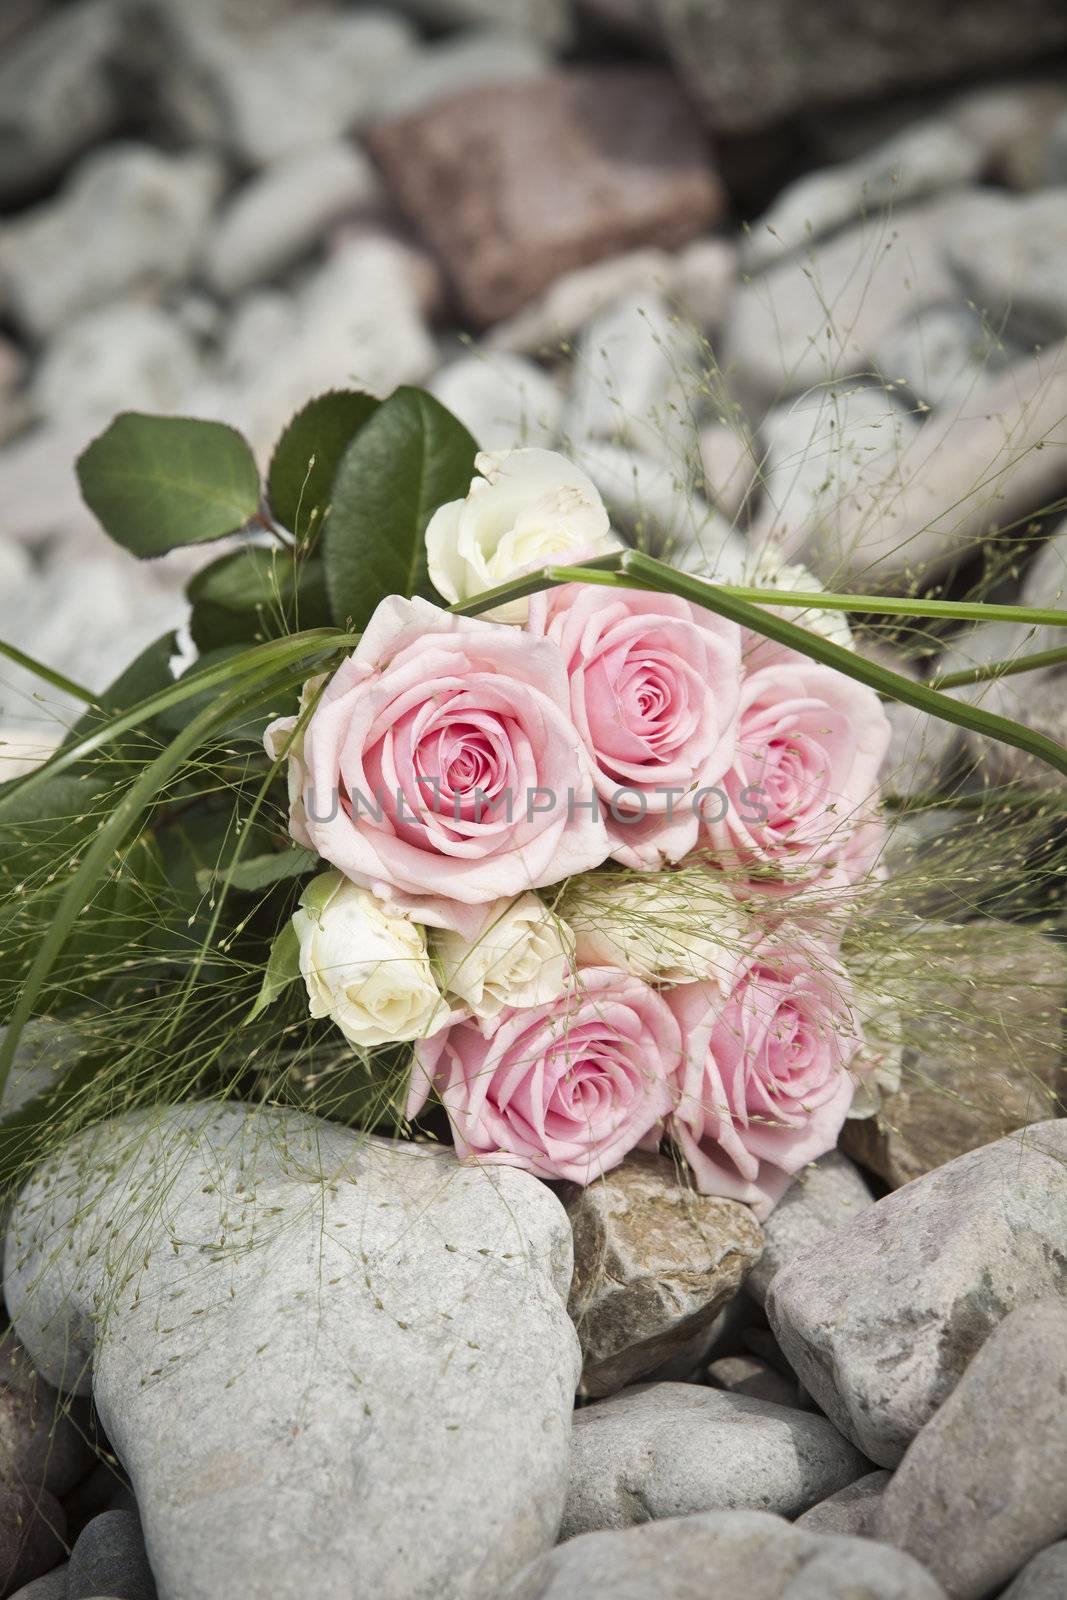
left=67, top=1510, right=156, bottom=1600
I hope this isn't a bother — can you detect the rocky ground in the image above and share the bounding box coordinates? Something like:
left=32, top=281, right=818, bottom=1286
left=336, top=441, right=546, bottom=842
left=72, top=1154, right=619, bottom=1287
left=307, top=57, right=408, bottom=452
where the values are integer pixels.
left=2, top=1, right=1067, bottom=1597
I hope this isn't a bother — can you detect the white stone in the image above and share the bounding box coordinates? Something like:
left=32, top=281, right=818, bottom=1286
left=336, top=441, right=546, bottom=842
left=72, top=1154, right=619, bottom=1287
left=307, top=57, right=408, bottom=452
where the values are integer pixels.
left=429, top=352, right=563, bottom=449
left=946, top=187, right=1067, bottom=345
left=698, top=421, right=760, bottom=520
left=0, top=143, right=224, bottom=339
left=566, top=291, right=702, bottom=461
left=745, top=1152, right=874, bottom=1307
left=767, top=1120, right=1067, bottom=1467
left=874, top=302, right=1022, bottom=413
left=376, top=27, right=550, bottom=120
left=743, top=117, right=983, bottom=271
left=575, top=439, right=747, bottom=575
left=488, top=249, right=675, bottom=354
left=204, top=143, right=381, bottom=298
left=4, top=1102, right=581, bottom=1600
left=1020, top=514, right=1067, bottom=610
left=28, top=304, right=201, bottom=426
left=670, top=236, right=738, bottom=330
left=563, top=1383, right=868, bottom=1537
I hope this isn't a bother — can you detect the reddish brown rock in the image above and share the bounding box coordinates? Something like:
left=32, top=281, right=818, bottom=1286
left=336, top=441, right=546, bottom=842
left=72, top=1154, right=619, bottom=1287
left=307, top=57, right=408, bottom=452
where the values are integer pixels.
left=367, top=69, right=726, bottom=325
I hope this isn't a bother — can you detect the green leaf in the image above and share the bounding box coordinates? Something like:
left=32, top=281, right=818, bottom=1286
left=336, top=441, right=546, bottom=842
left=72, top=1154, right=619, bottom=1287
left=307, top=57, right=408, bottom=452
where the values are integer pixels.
left=267, top=390, right=380, bottom=541
left=324, top=387, right=477, bottom=629
left=76, top=412, right=261, bottom=557
left=248, top=919, right=302, bottom=1021
left=198, top=847, right=319, bottom=894
left=187, top=546, right=332, bottom=653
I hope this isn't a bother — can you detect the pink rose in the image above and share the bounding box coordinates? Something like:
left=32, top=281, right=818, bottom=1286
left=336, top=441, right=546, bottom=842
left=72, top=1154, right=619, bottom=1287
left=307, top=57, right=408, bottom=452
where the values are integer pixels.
left=406, top=966, right=680, bottom=1184
left=667, top=937, right=862, bottom=1218
left=264, top=596, right=609, bottom=922
left=527, top=585, right=742, bottom=868
left=702, top=657, right=890, bottom=896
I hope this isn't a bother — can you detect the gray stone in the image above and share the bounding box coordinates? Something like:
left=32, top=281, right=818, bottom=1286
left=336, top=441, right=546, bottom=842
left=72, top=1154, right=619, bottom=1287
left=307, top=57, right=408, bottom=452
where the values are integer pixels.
left=658, top=0, right=1067, bottom=134
left=668, top=237, right=738, bottom=332
left=565, top=1152, right=763, bottom=1398
left=9, top=1565, right=70, bottom=1600
left=947, top=189, right=1067, bottom=345
left=428, top=352, right=564, bottom=450
left=0, top=1486, right=66, bottom=1595
left=488, top=249, right=675, bottom=354
left=698, top=422, right=760, bottom=521
left=766, top=1120, right=1067, bottom=1467
left=503, top=1508, right=947, bottom=1599
left=878, top=1300, right=1067, bottom=1600
left=745, top=1153, right=874, bottom=1307
left=4, top=1103, right=581, bottom=1600
left=874, top=303, right=1021, bottom=413
left=744, top=117, right=983, bottom=271
left=795, top=1471, right=891, bottom=1537
left=566, top=292, right=702, bottom=461
left=576, top=440, right=747, bottom=575
left=0, top=144, right=224, bottom=339
left=842, top=922, right=1066, bottom=1188
left=1021, top=515, right=1067, bottom=610
left=1001, top=1541, right=1067, bottom=1600
left=563, top=1383, right=868, bottom=1537
left=204, top=142, right=380, bottom=298
left=706, top=1356, right=801, bottom=1409
left=387, top=0, right=571, bottom=46
left=127, top=1, right=417, bottom=167
left=376, top=27, right=550, bottom=120
left=67, top=1510, right=156, bottom=1600
left=0, top=0, right=124, bottom=203
left=0, top=1329, right=94, bottom=1497
left=29, top=305, right=201, bottom=427
left=64, top=1461, right=138, bottom=1537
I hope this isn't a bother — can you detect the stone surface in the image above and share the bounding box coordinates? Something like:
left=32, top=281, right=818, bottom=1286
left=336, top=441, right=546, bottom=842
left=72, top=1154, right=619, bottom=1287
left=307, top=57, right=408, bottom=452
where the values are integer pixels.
left=428, top=352, right=564, bottom=450
left=576, top=440, right=747, bottom=575
left=388, top=0, right=571, bottom=47
left=488, top=249, right=675, bottom=354
left=706, top=1356, right=801, bottom=1410
left=67, top=1509, right=156, bottom=1600
left=0, top=0, right=125, bottom=204
left=368, top=70, right=725, bottom=325
left=1021, top=515, right=1067, bottom=610
left=564, top=1152, right=763, bottom=1398
left=0, top=1486, right=66, bottom=1596
left=9, top=1565, right=70, bottom=1600
left=698, top=422, right=760, bottom=522
left=745, top=1153, right=874, bottom=1307
left=795, top=1471, right=891, bottom=1538
left=842, top=922, right=1066, bottom=1188
left=566, top=292, right=702, bottom=461
left=563, top=1383, right=868, bottom=1537
left=376, top=27, right=550, bottom=120
left=126, top=1, right=417, bottom=167
left=744, top=117, right=983, bottom=270
left=0, top=144, right=224, bottom=340
left=28, top=305, right=201, bottom=426
left=669, top=237, right=737, bottom=332
left=947, top=188, right=1067, bottom=345
left=878, top=1300, right=1067, bottom=1600
left=659, top=0, right=1067, bottom=134
left=766, top=1120, right=1067, bottom=1467
left=4, top=1103, right=581, bottom=1600
left=874, top=303, right=1021, bottom=413
left=504, top=1508, right=947, bottom=1599
left=204, top=142, right=380, bottom=297
left=1001, top=1542, right=1067, bottom=1600
left=0, top=1330, right=94, bottom=1497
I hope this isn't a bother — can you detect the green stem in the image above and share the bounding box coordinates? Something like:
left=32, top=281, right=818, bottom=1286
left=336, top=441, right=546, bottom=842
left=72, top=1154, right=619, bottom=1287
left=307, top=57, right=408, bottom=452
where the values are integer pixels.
left=0, top=639, right=98, bottom=706
left=931, top=644, right=1067, bottom=691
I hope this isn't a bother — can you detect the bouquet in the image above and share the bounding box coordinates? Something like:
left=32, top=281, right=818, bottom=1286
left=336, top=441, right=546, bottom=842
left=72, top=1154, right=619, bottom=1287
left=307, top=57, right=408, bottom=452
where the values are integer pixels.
left=2, top=385, right=1064, bottom=1217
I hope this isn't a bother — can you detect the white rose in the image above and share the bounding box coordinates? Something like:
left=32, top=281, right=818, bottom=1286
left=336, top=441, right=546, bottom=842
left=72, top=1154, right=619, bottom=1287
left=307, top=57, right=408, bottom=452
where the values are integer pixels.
left=431, top=894, right=574, bottom=1022
left=560, top=870, right=743, bottom=987
left=294, top=870, right=448, bottom=1048
left=425, top=448, right=618, bottom=623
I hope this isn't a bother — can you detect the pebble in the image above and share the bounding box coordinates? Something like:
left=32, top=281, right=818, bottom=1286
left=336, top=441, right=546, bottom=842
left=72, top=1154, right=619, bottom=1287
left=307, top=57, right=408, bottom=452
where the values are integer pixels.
left=0, top=144, right=224, bottom=340
left=67, top=1509, right=156, bottom=1600
left=1020, top=514, right=1067, bottom=610
left=565, top=292, right=702, bottom=461
left=28, top=305, right=201, bottom=427
left=1001, top=1541, right=1067, bottom=1600
left=0, top=1329, right=94, bottom=1496
left=387, top=0, right=572, bottom=47
left=0, top=0, right=124, bottom=204
left=0, top=1486, right=66, bottom=1596
left=375, top=27, right=550, bottom=120
left=698, top=422, right=760, bottom=522
left=878, top=1300, right=1067, bottom=1600
left=204, top=142, right=381, bottom=298
left=565, top=1152, right=763, bottom=1398
left=368, top=69, right=725, bottom=325
left=9, top=1565, right=70, bottom=1600
left=796, top=1471, right=891, bottom=1538
left=563, top=1383, right=868, bottom=1537
left=428, top=351, right=564, bottom=449
left=668, top=237, right=737, bottom=331
left=946, top=188, right=1067, bottom=345
left=488, top=249, right=675, bottom=354
left=874, top=303, right=1021, bottom=413
left=4, top=1103, right=581, bottom=1600
left=843, top=922, right=1067, bottom=1188
left=744, top=1152, right=874, bottom=1307
left=767, top=1120, right=1067, bottom=1467
left=706, top=1357, right=802, bottom=1410
left=576, top=440, right=747, bottom=575
left=502, top=1507, right=947, bottom=1599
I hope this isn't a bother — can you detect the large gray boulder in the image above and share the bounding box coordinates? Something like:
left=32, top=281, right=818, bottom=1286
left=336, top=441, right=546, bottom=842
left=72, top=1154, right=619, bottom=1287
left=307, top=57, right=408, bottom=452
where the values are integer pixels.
left=767, top=1121, right=1067, bottom=1467
left=563, top=1383, right=868, bottom=1537
left=4, top=1103, right=581, bottom=1600
left=502, top=1508, right=947, bottom=1599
